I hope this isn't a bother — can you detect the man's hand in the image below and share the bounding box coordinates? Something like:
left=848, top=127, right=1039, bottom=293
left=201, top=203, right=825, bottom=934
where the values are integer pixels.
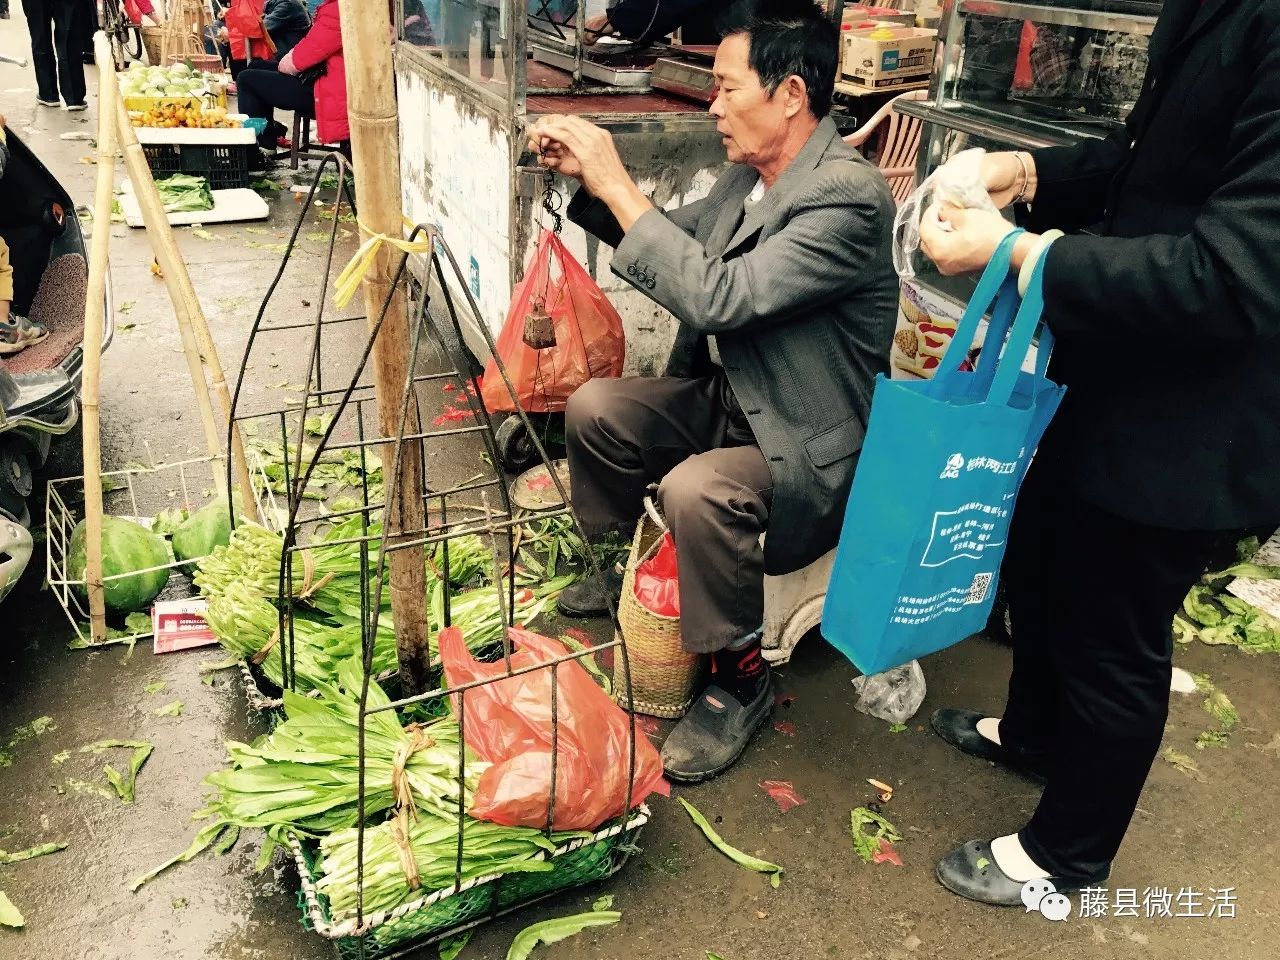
left=920, top=205, right=1035, bottom=276
left=278, top=51, right=298, bottom=76
left=981, top=151, right=1037, bottom=208
left=583, top=13, right=614, bottom=45
left=528, top=115, right=626, bottom=201
left=528, top=114, right=654, bottom=231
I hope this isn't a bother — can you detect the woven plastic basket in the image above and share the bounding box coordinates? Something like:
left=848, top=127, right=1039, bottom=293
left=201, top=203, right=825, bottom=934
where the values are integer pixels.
left=612, top=500, right=701, bottom=719
left=291, top=807, right=648, bottom=958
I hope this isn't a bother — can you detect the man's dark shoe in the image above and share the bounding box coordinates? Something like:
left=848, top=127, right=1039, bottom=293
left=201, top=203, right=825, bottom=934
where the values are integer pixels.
left=661, top=675, right=772, bottom=783
left=557, top=565, right=623, bottom=618
left=930, top=708, right=1049, bottom=783
left=936, top=839, right=1111, bottom=907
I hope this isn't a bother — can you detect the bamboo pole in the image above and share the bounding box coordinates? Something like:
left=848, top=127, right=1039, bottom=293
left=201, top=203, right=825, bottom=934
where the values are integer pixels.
left=338, top=0, right=431, bottom=691
left=111, top=96, right=259, bottom=518
left=81, top=32, right=120, bottom=644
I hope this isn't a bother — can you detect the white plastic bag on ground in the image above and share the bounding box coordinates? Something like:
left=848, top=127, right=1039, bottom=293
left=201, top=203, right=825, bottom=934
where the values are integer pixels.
left=893, top=147, right=1000, bottom=279
left=852, top=660, right=927, bottom=724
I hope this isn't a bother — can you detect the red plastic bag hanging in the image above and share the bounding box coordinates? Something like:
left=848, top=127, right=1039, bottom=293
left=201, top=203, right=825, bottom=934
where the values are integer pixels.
left=633, top=531, right=680, bottom=617
left=439, top=626, right=668, bottom=831
left=480, top=229, right=625, bottom=414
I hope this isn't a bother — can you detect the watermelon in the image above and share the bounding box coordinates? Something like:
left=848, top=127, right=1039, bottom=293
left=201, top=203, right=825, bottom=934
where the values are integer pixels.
left=171, top=500, right=233, bottom=577
left=69, top=516, right=171, bottom=614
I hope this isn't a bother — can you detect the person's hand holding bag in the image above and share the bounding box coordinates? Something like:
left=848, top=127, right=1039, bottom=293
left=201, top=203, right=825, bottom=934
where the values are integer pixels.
left=979, top=151, right=1039, bottom=208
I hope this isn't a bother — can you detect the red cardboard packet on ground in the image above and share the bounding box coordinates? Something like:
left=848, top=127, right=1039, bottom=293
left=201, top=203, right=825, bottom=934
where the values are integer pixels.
left=480, top=229, right=625, bottom=414
left=439, top=625, right=668, bottom=831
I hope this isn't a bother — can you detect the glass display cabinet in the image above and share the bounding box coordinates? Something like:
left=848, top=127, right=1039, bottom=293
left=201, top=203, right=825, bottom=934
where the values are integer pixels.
left=888, top=0, right=1161, bottom=378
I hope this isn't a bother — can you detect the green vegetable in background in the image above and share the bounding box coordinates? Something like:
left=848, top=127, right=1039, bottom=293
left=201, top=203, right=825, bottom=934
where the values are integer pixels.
left=1176, top=539, right=1280, bottom=655
left=505, top=911, right=622, bottom=960
left=155, top=174, right=214, bottom=213
left=678, top=797, right=783, bottom=888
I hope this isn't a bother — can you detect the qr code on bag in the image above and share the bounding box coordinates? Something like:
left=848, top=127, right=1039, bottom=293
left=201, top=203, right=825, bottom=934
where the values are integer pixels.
left=965, top=572, right=994, bottom=605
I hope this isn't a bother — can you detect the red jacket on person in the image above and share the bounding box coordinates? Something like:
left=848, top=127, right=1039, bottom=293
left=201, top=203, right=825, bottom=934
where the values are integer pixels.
left=289, top=0, right=348, bottom=144
left=225, top=0, right=277, bottom=64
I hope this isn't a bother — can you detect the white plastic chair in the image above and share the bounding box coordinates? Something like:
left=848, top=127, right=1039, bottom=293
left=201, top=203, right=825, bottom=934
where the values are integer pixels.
left=843, top=89, right=928, bottom=205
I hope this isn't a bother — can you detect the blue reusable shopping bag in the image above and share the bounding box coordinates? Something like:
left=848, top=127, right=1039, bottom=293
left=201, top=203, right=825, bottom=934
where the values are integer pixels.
left=821, top=231, right=1066, bottom=675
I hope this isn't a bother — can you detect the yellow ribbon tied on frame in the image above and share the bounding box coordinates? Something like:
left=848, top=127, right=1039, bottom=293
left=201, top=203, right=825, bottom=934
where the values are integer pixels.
left=333, top=219, right=434, bottom=309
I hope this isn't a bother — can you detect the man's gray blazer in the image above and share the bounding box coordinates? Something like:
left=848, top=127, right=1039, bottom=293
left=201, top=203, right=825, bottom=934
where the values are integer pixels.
left=568, top=116, right=898, bottom=575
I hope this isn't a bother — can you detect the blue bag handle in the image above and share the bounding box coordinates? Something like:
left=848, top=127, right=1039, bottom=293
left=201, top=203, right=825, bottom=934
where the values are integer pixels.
left=927, top=229, right=1025, bottom=397
left=989, top=246, right=1051, bottom=406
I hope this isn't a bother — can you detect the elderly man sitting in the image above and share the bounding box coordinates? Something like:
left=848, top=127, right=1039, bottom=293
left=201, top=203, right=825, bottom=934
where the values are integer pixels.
left=529, top=2, right=897, bottom=783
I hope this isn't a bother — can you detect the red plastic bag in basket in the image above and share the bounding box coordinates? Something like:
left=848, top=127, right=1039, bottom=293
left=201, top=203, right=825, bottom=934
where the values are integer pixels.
left=633, top=531, right=680, bottom=618
left=439, top=625, right=667, bottom=831
left=480, top=229, right=625, bottom=414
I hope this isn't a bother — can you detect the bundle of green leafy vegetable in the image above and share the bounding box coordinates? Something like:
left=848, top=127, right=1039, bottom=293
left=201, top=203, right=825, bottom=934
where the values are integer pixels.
left=133, top=661, right=590, bottom=905
left=1174, top=537, right=1280, bottom=655
left=316, top=810, right=589, bottom=919
left=201, top=660, right=477, bottom=837
left=155, top=173, right=214, bottom=213
left=194, top=516, right=497, bottom=617
left=203, top=573, right=571, bottom=694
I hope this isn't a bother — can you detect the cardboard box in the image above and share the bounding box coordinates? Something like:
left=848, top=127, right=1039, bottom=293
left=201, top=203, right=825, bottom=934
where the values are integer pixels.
left=841, top=26, right=936, bottom=89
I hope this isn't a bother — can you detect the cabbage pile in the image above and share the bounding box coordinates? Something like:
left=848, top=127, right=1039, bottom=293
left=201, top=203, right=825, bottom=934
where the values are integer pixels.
left=120, top=61, right=219, bottom=99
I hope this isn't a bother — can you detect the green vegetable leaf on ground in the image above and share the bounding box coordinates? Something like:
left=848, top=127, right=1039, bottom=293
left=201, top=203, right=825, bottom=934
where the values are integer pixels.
left=592, top=895, right=614, bottom=912
left=850, top=807, right=903, bottom=864
left=154, top=700, right=184, bottom=718
left=1162, top=747, right=1206, bottom=782
left=887, top=722, right=908, bottom=734
left=51, top=750, right=71, bottom=766
left=506, top=912, right=621, bottom=960
left=706, top=954, right=726, bottom=960
left=975, top=857, right=990, bottom=871
left=131, top=821, right=229, bottom=892
left=0, top=891, right=23, bottom=928
left=438, top=931, right=472, bottom=960
left=143, top=681, right=166, bottom=696
left=0, top=842, right=67, bottom=865
left=678, top=797, right=783, bottom=888
left=1192, top=675, right=1233, bottom=737
left=1, top=716, right=56, bottom=767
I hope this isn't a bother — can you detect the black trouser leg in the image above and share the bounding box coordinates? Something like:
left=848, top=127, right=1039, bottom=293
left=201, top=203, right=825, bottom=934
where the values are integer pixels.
left=565, top=374, right=768, bottom=653
left=235, top=68, right=315, bottom=146
left=24, top=0, right=59, bottom=102
left=51, top=0, right=87, bottom=106
left=1009, top=485, right=1244, bottom=879
left=998, top=453, right=1064, bottom=761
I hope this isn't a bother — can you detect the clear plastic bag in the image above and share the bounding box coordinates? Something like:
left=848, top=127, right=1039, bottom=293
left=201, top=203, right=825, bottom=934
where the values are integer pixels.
left=892, top=148, right=1000, bottom=279
left=851, top=660, right=927, bottom=724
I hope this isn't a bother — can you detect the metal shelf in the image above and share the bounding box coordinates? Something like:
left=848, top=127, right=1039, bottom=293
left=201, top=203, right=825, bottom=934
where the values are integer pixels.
left=896, top=97, right=1116, bottom=149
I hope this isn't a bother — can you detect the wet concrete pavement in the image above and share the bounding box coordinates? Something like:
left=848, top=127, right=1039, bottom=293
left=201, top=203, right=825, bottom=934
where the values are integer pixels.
left=2, top=20, right=1279, bottom=960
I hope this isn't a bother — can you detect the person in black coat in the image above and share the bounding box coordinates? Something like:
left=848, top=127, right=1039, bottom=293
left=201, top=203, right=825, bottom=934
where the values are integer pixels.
left=582, top=0, right=756, bottom=47
left=918, top=0, right=1280, bottom=907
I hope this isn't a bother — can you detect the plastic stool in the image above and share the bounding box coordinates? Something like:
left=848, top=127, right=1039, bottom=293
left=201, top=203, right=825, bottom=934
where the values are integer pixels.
left=761, top=546, right=836, bottom=665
